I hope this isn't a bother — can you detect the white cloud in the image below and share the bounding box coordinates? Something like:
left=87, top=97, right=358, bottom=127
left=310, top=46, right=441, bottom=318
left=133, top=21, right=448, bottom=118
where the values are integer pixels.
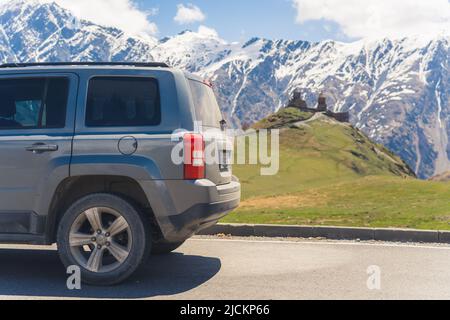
left=292, top=0, right=450, bottom=39
left=197, top=25, right=219, bottom=38
left=174, top=3, right=206, bottom=25
left=51, top=0, right=158, bottom=37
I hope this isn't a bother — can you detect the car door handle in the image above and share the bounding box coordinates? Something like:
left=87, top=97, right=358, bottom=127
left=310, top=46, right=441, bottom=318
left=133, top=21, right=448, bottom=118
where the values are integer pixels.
left=25, top=143, right=59, bottom=153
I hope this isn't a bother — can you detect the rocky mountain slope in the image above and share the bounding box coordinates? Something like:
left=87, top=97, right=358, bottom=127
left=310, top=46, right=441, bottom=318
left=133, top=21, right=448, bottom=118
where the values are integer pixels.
left=0, top=0, right=448, bottom=178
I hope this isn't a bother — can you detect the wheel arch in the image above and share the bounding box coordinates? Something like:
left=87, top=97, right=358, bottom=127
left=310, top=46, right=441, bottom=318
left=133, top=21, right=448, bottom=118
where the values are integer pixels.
left=46, top=175, right=163, bottom=243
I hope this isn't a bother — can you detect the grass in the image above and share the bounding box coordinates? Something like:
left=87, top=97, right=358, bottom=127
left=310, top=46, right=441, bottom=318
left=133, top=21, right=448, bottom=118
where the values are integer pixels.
left=224, top=115, right=450, bottom=230
left=253, top=107, right=314, bottom=129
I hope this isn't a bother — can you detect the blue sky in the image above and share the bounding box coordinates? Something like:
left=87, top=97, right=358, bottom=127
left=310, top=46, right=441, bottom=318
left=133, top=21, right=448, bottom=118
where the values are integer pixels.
left=136, top=0, right=350, bottom=42
left=51, top=0, right=450, bottom=42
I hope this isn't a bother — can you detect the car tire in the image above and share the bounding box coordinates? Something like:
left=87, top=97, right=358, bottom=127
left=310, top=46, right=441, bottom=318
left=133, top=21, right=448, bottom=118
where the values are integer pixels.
left=151, top=240, right=186, bottom=255
left=57, top=193, right=151, bottom=286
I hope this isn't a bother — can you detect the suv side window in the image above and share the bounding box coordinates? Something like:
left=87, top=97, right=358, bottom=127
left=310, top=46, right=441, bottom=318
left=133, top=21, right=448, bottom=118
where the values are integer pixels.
left=0, top=78, right=69, bottom=130
left=86, top=77, right=161, bottom=127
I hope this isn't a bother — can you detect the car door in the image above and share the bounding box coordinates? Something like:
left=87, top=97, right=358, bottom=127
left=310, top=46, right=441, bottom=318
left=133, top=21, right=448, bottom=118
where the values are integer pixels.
left=0, top=73, right=78, bottom=234
left=71, top=71, right=182, bottom=181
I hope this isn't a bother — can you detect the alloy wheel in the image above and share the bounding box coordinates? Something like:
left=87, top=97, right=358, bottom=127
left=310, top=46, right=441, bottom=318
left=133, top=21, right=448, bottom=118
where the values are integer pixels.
left=68, top=207, right=133, bottom=273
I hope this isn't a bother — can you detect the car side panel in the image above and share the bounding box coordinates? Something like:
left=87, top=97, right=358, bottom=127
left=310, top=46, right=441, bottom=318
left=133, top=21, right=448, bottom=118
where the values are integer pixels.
left=71, top=69, right=186, bottom=180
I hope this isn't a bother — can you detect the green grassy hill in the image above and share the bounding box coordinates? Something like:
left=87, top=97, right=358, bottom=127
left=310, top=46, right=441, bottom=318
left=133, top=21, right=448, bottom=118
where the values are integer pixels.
left=224, top=108, right=450, bottom=230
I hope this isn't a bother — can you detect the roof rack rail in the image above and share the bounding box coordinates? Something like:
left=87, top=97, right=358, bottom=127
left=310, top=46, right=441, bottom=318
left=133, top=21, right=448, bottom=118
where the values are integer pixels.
left=0, top=62, right=170, bottom=69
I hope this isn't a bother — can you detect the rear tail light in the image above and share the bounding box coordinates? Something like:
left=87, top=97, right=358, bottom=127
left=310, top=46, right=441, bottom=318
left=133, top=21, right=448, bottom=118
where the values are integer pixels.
left=184, top=133, right=205, bottom=180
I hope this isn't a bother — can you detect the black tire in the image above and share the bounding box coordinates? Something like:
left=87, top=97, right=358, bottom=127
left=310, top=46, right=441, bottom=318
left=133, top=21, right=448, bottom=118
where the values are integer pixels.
left=57, top=193, right=151, bottom=286
left=151, top=240, right=185, bottom=255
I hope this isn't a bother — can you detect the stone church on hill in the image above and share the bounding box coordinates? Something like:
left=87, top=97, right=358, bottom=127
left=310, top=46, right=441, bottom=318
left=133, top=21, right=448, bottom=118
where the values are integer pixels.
left=287, top=89, right=350, bottom=123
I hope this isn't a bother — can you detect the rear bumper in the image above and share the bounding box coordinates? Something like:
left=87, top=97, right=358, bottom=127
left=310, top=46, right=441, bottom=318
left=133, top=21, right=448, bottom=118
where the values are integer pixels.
left=140, top=177, right=241, bottom=242
left=168, top=196, right=240, bottom=239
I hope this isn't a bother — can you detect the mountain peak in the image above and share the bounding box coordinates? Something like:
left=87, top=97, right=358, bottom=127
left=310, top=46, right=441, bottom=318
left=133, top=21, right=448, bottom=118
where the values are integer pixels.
left=0, top=0, right=63, bottom=14
left=178, top=29, right=193, bottom=36
left=0, top=0, right=156, bottom=62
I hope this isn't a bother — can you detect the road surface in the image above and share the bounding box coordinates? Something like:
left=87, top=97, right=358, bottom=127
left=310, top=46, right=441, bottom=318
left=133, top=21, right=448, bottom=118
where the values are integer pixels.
left=0, top=236, right=449, bottom=300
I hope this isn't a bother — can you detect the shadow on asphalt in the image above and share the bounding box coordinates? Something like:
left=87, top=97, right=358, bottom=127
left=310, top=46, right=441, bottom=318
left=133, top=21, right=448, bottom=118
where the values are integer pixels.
left=0, top=248, right=221, bottom=299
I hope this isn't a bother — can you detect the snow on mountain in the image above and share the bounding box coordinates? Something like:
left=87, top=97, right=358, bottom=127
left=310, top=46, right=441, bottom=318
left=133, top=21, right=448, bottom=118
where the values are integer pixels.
left=0, top=0, right=157, bottom=62
left=0, top=0, right=448, bottom=179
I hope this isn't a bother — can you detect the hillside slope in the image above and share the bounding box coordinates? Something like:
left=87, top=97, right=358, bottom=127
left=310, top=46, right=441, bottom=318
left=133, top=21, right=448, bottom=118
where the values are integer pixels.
left=225, top=109, right=450, bottom=230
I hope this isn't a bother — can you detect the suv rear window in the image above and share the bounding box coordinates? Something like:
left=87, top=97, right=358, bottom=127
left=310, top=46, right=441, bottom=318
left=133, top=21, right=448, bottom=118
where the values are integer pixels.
left=0, top=78, right=69, bottom=130
left=86, top=77, right=161, bottom=127
left=189, top=80, right=223, bottom=128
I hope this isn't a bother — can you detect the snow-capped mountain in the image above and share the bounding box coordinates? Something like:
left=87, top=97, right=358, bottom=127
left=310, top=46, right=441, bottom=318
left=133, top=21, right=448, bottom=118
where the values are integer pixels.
left=0, top=0, right=157, bottom=63
left=0, top=0, right=448, bottom=179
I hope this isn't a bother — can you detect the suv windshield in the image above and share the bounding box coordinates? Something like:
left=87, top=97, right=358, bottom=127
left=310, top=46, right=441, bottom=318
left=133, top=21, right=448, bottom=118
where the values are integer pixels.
left=189, top=79, right=223, bottom=128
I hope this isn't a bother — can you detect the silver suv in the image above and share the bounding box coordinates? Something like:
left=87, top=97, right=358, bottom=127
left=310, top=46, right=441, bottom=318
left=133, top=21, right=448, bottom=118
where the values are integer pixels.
left=0, top=62, right=240, bottom=285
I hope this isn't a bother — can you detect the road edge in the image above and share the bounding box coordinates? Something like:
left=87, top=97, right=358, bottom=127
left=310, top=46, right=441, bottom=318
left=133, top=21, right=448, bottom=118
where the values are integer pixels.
left=197, top=223, right=450, bottom=244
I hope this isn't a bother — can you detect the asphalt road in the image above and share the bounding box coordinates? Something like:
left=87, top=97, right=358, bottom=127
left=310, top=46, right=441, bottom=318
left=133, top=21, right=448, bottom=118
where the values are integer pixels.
left=0, top=236, right=450, bottom=300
